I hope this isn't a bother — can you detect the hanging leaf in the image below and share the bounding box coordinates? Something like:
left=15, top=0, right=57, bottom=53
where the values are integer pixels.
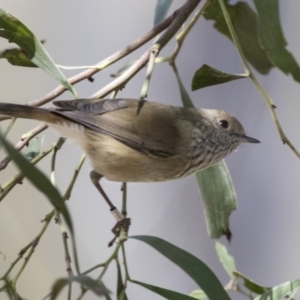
left=23, top=136, right=43, bottom=160
left=253, top=0, right=300, bottom=83
left=173, top=66, right=237, bottom=241
left=192, top=64, right=246, bottom=90
left=172, top=64, right=195, bottom=108
left=234, top=271, right=268, bottom=295
left=195, top=161, right=237, bottom=240
left=189, top=290, right=207, bottom=300
left=253, top=279, right=300, bottom=300
left=203, top=0, right=273, bottom=74
left=0, top=47, right=37, bottom=67
left=50, top=276, right=111, bottom=300
left=215, top=241, right=236, bottom=279
left=154, top=0, right=173, bottom=26
left=131, top=280, right=195, bottom=300
left=0, top=8, right=78, bottom=97
left=130, top=236, right=230, bottom=300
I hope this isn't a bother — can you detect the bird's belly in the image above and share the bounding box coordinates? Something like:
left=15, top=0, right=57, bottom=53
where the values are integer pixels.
left=84, top=132, right=185, bottom=182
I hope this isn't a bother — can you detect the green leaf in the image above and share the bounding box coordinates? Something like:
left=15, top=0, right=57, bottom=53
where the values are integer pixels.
left=0, top=9, right=78, bottom=97
left=173, top=67, right=237, bottom=240
left=23, top=136, right=43, bottom=160
left=203, top=0, right=273, bottom=74
left=0, top=47, right=37, bottom=67
left=189, top=290, right=207, bottom=300
left=130, top=236, right=230, bottom=300
left=253, top=0, right=300, bottom=83
left=0, top=134, right=73, bottom=233
left=215, top=241, right=236, bottom=279
left=253, top=279, right=300, bottom=300
left=173, top=65, right=194, bottom=108
left=131, top=280, right=196, bottom=300
left=234, top=271, right=268, bottom=295
left=192, top=64, right=246, bottom=90
left=154, top=0, right=173, bottom=26
left=195, top=160, right=237, bottom=239
left=50, top=276, right=111, bottom=300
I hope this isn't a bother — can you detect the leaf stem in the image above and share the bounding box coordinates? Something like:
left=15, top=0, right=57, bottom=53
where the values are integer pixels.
left=218, top=0, right=300, bottom=159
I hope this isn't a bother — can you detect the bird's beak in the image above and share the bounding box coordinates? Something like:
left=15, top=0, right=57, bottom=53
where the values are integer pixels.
left=232, top=133, right=260, bottom=143
left=240, top=135, right=260, bottom=143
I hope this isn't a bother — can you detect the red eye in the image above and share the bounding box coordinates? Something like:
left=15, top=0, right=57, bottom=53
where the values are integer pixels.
left=219, top=120, right=229, bottom=128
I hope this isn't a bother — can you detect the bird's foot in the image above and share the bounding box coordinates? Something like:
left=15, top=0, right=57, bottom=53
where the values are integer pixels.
left=108, top=217, right=131, bottom=247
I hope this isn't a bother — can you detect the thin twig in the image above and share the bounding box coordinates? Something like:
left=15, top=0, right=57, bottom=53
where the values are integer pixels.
left=218, top=0, right=300, bottom=159
left=170, top=0, right=212, bottom=63
left=92, top=0, right=201, bottom=99
left=28, top=10, right=176, bottom=107
left=63, top=154, right=86, bottom=200
left=140, top=47, right=159, bottom=99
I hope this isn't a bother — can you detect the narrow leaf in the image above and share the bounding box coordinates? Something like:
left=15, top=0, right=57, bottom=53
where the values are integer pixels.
left=174, top=68, right=237, bottom=241
left=253, top=279, right=300, bottom=300
left=190, top=290, right=207, bottom=300
left=0, top=9, right=78, bottom=97
left=131, top=280, right=196, bottom=300
left=0, top=47, right=37, bottom=67
left=154, top=0, right=173, bottom=26
left=215, top=241, right=236, bottom=279
left=253, top=0, right=300, bottom=83
left=130, top=236, right=230, bottom=300
left=50, top=276, right=111, bottom=300
left=0, top=134, right=73, bottom=233
left=192, top=64, right=246, bottom=90
left=195, top=160, right=237, bottom=240
left=173, top=65, right=194, bottom=108
left=234, top=271, right=268, bottom=295
left=23, top=136, right=43, bottom=160
left=203, top=0, right=273, bottom=74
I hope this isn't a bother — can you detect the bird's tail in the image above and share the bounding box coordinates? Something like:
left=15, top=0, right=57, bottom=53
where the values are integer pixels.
left=0, top=103, right=59, bottom=124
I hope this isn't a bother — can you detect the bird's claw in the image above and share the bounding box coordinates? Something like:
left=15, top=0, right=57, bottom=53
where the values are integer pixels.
left=108, top=217, right=131, bottom=247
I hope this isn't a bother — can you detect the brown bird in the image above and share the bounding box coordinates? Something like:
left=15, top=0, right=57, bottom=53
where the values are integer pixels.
left=0, top=99, right=260, bottom=238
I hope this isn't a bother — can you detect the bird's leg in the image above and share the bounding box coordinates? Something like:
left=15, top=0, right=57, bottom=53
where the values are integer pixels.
left=89, top=171, right=131, bottom=245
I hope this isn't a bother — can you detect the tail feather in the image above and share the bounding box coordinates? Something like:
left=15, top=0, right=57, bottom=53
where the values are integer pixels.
left=0, top=103, right=58, bottom=124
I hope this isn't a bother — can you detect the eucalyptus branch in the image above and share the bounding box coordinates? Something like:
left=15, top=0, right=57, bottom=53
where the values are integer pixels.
left=217, top=0, right=300, bottom=159
left=217, top=0, right=250, bottom=75
left=121, top=243, right=131, bottom=281
left=63, top=154, right=86, bottom=200
left=49, top=140, right=75, bottom=278
left=76, top=243, right=122, bottom=300
left=170, top=0, right=212, bottom=63
left=0, top=204, right=55, bottom=284
left=9, top=210, right=55, bottom=290
left=28, top=5, right=177, bottom=107
left=51, top=137, right=66, bottom=187
left=92, top=0, right=201, bottom=99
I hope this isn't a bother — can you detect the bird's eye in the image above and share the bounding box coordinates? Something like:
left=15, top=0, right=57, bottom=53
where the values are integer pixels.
left=219, top=120, right=229, bottom=129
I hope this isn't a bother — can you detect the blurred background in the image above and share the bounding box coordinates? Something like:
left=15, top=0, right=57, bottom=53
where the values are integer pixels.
left=0, top=1, right=300, bottom=299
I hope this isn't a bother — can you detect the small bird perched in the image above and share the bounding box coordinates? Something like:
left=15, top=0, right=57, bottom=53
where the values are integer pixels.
left=0, top=99, right=259, bottom=237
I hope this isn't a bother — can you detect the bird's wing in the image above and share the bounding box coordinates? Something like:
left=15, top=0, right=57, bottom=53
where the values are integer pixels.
left=53, top=99, right=181, bottom=158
